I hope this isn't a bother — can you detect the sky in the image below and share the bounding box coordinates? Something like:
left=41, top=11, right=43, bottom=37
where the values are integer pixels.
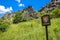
left=0, top=0, right=51, bottom=17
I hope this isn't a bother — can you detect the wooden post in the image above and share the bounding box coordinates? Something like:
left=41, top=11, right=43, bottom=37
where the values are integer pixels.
left=45, top=25, right=48, bottom=40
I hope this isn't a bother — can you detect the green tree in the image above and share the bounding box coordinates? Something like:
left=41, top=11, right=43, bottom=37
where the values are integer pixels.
left=13, top=12, right=23, bottom=23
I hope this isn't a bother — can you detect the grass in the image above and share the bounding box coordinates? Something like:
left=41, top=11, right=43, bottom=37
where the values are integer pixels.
left=0, top=18, right=60, bottom=40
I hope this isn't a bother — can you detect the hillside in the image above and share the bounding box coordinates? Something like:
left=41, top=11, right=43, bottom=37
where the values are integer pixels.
left=0, top=0, right=60, bottom=40
left=0, top=18, right=60, bottom=40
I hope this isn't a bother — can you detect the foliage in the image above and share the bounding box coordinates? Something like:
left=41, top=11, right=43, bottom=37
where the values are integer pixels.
left=0, top=18, right=60, bottom=40
left=36, top=12, right=41, bottom=17
left=49, top=8, right=60, bottom=18
left=37, top=8, right=60, bottom=19
left=13, top=11, right=33, bottom=23
left=0, top=7, right=60, bottom=40
left=13, top=12, right=23, bottom=23
left=0, top=21, right=10, bottom=32
left=36, top=11, right=49, bottom=18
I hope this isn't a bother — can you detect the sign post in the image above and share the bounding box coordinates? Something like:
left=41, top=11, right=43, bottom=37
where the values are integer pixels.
left=41, top=14, right=51, bottom=40
left=45, top=25, right=48, bottom=40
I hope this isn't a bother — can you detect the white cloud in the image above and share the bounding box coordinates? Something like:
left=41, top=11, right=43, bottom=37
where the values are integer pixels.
left=15, top=0, right=25, bottom=7
left=0, top=5, right=13, bottom=14
left=15, top=0, right=21, bottom=3
left=9, top=7, right=13, bottom=11
left=19, top=4, right=25, bottom=7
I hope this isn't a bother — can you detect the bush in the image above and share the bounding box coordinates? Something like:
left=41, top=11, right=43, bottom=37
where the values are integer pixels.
left=13, top=11, right=34, bottom=23
left=0, top=21, right=10, bottom=32
left=13, top=12, right=23, bottom=23
left=49, top=8, right=60, bottom=18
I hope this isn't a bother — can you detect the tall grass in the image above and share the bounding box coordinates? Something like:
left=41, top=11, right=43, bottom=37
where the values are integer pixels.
left=0, top=18, right=60, bottom=40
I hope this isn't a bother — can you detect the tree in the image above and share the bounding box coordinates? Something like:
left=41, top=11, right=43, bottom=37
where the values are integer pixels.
left=13, top=11, right=23, bottom=23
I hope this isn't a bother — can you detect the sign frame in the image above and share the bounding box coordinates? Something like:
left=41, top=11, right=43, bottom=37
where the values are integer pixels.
left=41, top=14, right=51, bottom=26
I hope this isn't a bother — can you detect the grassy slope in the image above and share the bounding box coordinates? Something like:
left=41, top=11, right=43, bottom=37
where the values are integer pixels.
left=0, top=18, right=60, bottom=40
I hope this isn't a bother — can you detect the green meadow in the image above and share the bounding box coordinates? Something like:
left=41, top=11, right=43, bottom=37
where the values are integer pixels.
left=0, top=18, right=60, bottom=40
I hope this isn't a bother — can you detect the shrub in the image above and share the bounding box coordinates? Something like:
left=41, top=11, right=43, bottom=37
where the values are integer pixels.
left=13, top=12, right=23, bottom=23
left=0, top=21, right=10, bottom=32
left=49, top=8, right=60, bottom=18
left=13, top=11, right=34, bottom=23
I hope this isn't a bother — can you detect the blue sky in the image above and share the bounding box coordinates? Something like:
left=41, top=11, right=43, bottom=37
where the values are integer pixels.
left=0, top=0, right=51, bottom=17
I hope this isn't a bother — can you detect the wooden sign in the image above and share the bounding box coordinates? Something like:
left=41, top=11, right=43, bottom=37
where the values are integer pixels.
left=41, top=15, right=51, bottom=26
